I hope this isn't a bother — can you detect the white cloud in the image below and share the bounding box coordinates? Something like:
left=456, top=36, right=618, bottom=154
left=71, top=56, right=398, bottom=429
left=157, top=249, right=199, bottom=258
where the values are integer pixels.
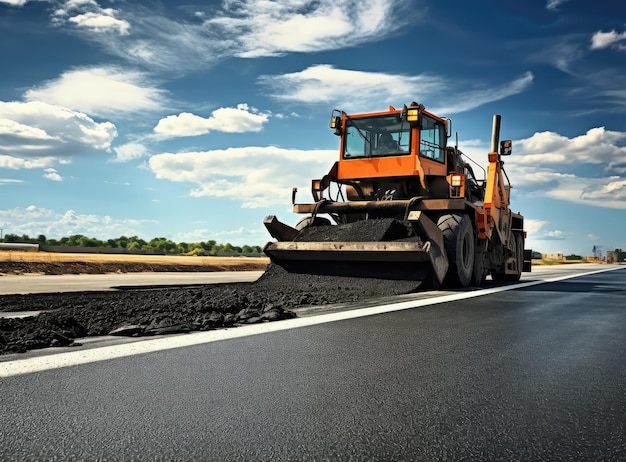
left=148, top=146, right=337, bottom=208
left=259, top=65, right=532, bottom=114
left=524, top=219, right=566, bottom=242
left=54, top=0, right=130, bottom=35
left=68, top=10, right=130, bottom=34
left=206, top=0, right=409, bottom=58
left=455, top=127, right=626, bottom=210
left=431, top=72, right=534, bottom=114
left=0, top=101, right=117, bottom=161
left=0, top=155, right=58, bottom=169
left=524, top=219, right=547, bottom=237
left=546, top=0, right=571, bottom=11
left=580, top=178, right=626, bottom=202
left=515, top=127, right=626, bottom=167
left=500, top=127, right=626, bottom=209
left=0, top=118, right=60, bottom=143
left=24, top=66, right=166, bottom=117
left=543, top=174, right=626, bottom=209
left=528, top=35, right=626, bottom=109
left=0, top=178, right=24, bottom=185
left=590, top=29, right=626, bottom=51
left=112, top=142, right=148, bottom=163
left=546, top=230, right=566, bottom=239
left=40, top=1, right=413, bottom=73
left=259, top=64, right=443, bottom=110
left=43, top=168, right=63, bottom=182
left=527, top=38, right=587, bottom=75
left=0, top=205, right=156, bottom=240
left=153, top=104, right=269, bottom=139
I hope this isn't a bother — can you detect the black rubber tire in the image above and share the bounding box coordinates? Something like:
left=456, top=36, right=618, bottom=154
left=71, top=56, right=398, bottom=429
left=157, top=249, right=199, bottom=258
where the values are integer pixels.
left=472, top=254, right=488, bottom=286
left=438, top=214, right=475, bottom=287
left=509, top=232, right=523, bottom=282
left=295, top=216, right=331, bottom=231
left=491, top=269, right=505, bottom=282
left=491, top=233, right=523, bottom=282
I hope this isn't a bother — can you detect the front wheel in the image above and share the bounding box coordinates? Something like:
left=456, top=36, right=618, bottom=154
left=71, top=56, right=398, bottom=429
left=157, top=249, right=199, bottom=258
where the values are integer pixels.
left=438, top=214, right=475, bottom=287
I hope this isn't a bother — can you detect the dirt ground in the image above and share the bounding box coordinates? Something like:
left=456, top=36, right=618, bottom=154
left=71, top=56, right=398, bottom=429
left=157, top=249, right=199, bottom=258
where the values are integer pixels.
left=0, top=251, right=269, bottom=276
left=0, top=249, right=424, bottom=355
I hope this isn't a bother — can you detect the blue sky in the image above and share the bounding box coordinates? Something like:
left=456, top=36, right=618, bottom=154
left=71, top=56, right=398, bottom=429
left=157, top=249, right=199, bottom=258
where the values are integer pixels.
left=1, top=0, right=625, bottom=257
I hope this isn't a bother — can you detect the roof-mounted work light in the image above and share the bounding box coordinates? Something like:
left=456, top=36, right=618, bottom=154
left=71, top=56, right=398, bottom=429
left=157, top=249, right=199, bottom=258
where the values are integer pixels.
left=403, top=102, right=424, bottom=125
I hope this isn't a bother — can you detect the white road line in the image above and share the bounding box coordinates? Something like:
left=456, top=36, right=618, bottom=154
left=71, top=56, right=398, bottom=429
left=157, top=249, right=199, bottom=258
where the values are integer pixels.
left=1, top=266, right=622, bottom=378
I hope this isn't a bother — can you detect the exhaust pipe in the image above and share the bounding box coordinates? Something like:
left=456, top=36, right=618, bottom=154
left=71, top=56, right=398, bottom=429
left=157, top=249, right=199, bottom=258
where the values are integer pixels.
left=491, top=114, right=501, bottom=154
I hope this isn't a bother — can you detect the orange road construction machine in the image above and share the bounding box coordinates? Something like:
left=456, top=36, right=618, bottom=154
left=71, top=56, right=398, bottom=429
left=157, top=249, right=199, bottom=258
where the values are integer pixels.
left=263, top=102, right=531, bottom=288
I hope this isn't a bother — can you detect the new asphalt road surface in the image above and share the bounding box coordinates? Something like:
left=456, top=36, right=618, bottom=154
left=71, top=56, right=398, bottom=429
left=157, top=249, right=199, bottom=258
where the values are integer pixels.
left=1, top=265, right=625, bottom=460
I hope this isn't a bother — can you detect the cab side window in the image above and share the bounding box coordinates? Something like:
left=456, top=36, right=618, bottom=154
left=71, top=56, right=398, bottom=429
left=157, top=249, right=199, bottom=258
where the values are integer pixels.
left=420, top=115, right=445, bottom=163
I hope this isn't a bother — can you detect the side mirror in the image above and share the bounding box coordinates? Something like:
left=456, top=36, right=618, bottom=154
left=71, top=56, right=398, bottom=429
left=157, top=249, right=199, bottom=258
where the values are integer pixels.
left=500, top=140, right=512, bottom=156
left=330, top=110, right=342, bottom=136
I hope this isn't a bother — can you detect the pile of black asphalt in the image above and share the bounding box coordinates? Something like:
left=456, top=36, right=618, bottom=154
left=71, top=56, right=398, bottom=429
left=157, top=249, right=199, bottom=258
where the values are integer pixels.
left=0, top=220, right=428, bottom=355
left=294, top=218, right=416, bottom=242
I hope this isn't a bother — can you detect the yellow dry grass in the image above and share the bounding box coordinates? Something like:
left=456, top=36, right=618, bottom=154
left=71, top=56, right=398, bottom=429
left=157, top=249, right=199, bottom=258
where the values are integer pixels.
left=0, top=250, right=269, bottom=267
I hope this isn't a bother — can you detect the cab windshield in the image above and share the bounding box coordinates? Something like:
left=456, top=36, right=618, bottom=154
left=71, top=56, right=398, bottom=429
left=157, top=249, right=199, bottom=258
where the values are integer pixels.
left=343, top=114, right=410, bottom=159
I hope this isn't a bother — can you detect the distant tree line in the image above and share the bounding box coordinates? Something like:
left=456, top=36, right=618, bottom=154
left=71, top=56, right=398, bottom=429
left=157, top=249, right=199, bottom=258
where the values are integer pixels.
left=0, top=234, right=263, bottom=256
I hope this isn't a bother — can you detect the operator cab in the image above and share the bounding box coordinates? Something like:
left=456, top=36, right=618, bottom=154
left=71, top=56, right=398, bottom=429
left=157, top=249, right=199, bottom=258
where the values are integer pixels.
left=330, top=103, right=452, bottom=200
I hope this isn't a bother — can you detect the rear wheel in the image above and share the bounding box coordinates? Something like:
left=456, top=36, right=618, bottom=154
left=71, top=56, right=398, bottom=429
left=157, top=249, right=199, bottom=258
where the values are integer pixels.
left=491, top=233, right=523, bottom=282
left=510, top=232, right=523, bottom=281
left=438, top=214, right=474, bottom=287
left=472, top=248, right=488, bottom=286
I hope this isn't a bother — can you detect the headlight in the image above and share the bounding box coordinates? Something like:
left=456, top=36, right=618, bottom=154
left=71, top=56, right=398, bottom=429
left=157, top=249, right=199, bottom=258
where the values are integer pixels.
left=450, top=174, right=463, bottom=187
